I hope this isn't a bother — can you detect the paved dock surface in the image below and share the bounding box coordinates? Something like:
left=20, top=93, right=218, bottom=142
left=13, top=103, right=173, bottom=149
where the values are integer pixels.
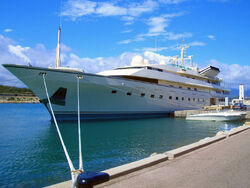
left=99, top=129, right=250, bottom=188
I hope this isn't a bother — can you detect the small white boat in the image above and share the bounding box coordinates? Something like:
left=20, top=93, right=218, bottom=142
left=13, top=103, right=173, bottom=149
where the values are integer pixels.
left=186, top=111, right=247, bottom=121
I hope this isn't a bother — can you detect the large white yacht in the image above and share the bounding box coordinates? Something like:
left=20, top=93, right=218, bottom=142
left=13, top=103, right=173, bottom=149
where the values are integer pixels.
left=3, top=28, right=229, bottom=120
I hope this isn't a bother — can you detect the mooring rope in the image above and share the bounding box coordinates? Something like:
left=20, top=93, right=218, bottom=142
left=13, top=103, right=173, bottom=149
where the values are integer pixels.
left=77, top=75, right=83, bottom=171
left=42, top=73, right=87, bottom=188
left=42, top=74, right=76, bottom=176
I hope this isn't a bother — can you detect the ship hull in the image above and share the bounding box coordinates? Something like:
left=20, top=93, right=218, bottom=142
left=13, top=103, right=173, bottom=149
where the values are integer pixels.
left=3, top=64, right=216, bottom=120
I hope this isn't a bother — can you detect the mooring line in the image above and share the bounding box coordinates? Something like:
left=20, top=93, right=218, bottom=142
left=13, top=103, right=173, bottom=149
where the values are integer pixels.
left=77, top=75, right=83, bottom=171
left=42, top=74, right=76, bottom=182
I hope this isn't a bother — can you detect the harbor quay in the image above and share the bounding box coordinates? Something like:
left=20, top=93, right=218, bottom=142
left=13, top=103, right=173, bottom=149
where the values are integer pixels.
left=48, top=122, right=250, bottom=188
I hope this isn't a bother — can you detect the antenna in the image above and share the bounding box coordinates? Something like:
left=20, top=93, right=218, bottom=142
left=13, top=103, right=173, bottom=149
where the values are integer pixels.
left=179, top=39, right=189, bottom=66
left=154, top=36, right=158, bottom=64
left=55, top=27, right=61, bottom=68
left=56, top=0, right=62, bottom=68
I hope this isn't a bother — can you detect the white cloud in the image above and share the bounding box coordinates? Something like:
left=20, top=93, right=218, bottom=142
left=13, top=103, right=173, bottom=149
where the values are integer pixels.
left=8, top=45, right=31, bottom=63
left=127, top=0, right=158, bottom=17
left=121, top=16, right=135, bottom=25
left=118, top=39, right=132, bottom=44
left=165, top=32, right=192, bottom=40
left=207, top=59, right=250, bottom=88
left=132, top=12, right=189, bottom=42
left=61, top=0, right=97, bottom=20
left=147, top=12, right=186, bottom=35
left=207, top=0, right=231, bottom=2
left=96, top=2, right=127, bottom=16
left=66, top=52, right=136, bottom=73
left=121, top=29, right=133, bottom=34
left=159, top=0, right=188, bottom=4
left=188, top=41, right=206, bottom=47
left=207, top=35, right=215, bottom=40
left=143, top=51, right=173, bottom=64
left=138, top=46, right=170, bottom=52
left=62, top=0, right=158, bottom=21
left=4, top=29, right=13, bottom=33
left=148, top=17, right=168, bottom=33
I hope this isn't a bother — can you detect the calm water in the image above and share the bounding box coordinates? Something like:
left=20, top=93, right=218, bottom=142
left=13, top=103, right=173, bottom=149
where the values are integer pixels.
left=0, top=104, right=245, bottom=187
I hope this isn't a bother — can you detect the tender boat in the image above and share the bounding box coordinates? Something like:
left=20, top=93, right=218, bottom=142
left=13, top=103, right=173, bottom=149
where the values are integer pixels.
left=186, top=110, right=247, bottom=121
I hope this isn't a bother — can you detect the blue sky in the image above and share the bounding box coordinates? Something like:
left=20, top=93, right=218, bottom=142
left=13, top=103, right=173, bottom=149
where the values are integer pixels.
left=0, top=0, right=250, bottom=91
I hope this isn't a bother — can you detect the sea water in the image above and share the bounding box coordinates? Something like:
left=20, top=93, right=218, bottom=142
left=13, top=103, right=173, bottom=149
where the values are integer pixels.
left=0, top=104, right=244, bottom=187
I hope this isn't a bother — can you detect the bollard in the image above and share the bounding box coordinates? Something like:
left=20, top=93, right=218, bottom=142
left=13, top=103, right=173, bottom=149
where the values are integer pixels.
left=76, top=172, right=110, bottom=188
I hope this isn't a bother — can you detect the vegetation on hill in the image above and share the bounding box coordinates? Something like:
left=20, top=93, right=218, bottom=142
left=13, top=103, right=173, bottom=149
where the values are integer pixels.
left=0, top=85, right=34, bottom=95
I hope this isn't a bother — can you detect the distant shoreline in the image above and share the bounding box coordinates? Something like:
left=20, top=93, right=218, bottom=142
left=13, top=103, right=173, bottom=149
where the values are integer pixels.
left=0, top=95, right=40, bottom=103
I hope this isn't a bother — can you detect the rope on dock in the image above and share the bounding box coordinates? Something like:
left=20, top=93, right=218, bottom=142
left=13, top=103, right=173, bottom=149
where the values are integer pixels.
left=42, top=73, right=84, bottom=188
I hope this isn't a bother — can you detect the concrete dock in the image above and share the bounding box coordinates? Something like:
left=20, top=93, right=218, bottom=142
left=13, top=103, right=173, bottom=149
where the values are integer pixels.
left=48, top=123, right=250, bottom=188
left=99, top=124, right=250, bottom=188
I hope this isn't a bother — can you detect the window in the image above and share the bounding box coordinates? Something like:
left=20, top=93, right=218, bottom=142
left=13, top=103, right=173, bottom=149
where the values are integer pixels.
left=150, top=94, right=155, bottom=98
left=141, top=93, right=145, bottom=97
left=169, top=96, right=172, bottom=100
left=188, top=98, right=191, bottom=101
left=159, top=95, right=163, bottom=99
left=111, top=90, right=117, bottom=94
left=182, top=97, right=184, bottom=101
left=176, top=97, right=179, bottom=100
left=127, top=92, right=132, bottom=96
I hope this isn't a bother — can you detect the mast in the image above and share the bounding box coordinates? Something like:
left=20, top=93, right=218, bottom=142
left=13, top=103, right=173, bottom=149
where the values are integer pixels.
left=179, top=39, right=189, bottom=66
left=56, top=26, right=61, bottom=68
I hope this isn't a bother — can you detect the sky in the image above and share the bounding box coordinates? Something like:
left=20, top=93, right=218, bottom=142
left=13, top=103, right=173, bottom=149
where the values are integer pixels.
left=0, top=0, right=250, bottom=93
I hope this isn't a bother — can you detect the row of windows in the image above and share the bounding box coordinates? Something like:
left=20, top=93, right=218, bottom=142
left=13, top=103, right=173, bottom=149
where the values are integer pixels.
left=168, top=85, right=199, bottom=91
left=111, top=90, right=205, bottom=102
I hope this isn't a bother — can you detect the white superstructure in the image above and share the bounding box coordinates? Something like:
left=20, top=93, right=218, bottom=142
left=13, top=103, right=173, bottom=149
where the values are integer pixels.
left=3, top=30, right=230, bottom=120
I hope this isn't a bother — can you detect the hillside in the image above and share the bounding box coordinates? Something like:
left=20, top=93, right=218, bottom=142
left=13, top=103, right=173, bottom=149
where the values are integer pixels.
left=0, top=85, right=34, bottom=96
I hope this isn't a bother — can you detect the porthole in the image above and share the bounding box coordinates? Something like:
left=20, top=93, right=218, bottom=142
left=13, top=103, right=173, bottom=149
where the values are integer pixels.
left=141, top=93, right=145, bottom=97
left=176, top=97, right=179, bottom=100
left=127, top=92, right=132, bottom=96
left=111, top=90, right=117, bottom=94
left=150, top=94, right=155, bottom=98
left=159, top=95, right=163, bottom=99
left=169, top=96, right=172, bottom=100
